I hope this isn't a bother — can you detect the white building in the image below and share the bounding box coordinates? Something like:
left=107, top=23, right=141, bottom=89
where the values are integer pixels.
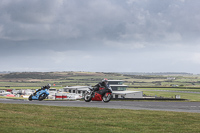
left=61, top=80, right=143, bottom=99
left=55, top=86, right=88, bottom=100
left=108, top=80, right=143, bottom=98
left=108, top=80, right=128, bottom=91
left=62, top=86, right=89, bottom=96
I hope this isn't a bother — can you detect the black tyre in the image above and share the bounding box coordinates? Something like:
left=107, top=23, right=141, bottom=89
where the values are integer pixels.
left=84, top=92, right=92, bottom=102
left=39, top=94, right=46, bottom=101
left=103, top=93, right=113, bottom=103
left=28, top=95, right=32, bottom=101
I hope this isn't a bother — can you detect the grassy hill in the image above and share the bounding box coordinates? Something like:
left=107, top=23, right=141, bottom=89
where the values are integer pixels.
left=1, top=71, right=200, bottom=88
left=0, top=71, right=200, bottom=101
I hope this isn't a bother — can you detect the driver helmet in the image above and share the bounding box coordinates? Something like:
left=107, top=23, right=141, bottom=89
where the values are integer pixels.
left=102, top=78, right=108, bottom=84
left=47, top=84, right=51, bottom=88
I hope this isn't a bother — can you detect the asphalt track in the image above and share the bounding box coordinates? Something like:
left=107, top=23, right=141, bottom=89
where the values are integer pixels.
left=0, top=99, right=200, bottom=113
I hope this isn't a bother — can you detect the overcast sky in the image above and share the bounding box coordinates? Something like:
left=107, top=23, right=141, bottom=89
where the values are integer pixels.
left=0, top=0, right=200, bottom=74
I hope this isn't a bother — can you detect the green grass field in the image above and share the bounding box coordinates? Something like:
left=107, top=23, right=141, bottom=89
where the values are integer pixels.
left=0, top=103, right=200, bottom=133
left=1, top=72, right=200, bottom=102
left=1, top=86, right=199, bottom=101
left=142, top=91, right=200, bottom=101
left=128, top=87, right=200, bottom=92
left=128, top=88, right=200, bottom=101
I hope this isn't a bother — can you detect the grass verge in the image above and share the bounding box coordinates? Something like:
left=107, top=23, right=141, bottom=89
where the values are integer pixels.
left=128, top=88, right=200, bottom=101
left=0, top=103, right=200, bottom=133
left=143, top=91, right=200, bottom=101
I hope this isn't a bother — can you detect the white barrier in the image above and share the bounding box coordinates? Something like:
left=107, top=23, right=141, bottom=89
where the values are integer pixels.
left=55, top=93, right=62, bottom=100
left=55, top=93, right=82, bottom=100
left=62, top=93, right=68, bottom=100
left=65, top=93, right=76, bottom=100
left=47, top=96, right=55, bottom=100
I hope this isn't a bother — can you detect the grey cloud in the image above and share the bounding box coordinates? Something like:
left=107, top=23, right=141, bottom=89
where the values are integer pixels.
left=0, top=0, right=200, bottom=73
left=3, top=0, right=58, bottom=24
left=1, top=0, right=199, bottom=47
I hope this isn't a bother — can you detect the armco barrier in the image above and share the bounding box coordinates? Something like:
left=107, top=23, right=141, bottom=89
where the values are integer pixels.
left=62, top=93, right=68, bottom=100
left=55, top=93, right=62, bottom=100
left=55, top=93, right=82, bottom=100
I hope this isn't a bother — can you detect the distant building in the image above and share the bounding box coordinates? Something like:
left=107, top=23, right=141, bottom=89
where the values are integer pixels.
left=108, top=80, right=143, bottom=98
left=62, top=80, right=143, bottom=99
left=62, top=86, right=88, bottom=95
left=167, top=77, right=176, bottom=80
left=108, top=80, right=128, bottom=91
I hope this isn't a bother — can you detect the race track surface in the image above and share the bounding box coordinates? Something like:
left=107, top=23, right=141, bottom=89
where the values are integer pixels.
left=0, top=99, right=200, bottom=113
